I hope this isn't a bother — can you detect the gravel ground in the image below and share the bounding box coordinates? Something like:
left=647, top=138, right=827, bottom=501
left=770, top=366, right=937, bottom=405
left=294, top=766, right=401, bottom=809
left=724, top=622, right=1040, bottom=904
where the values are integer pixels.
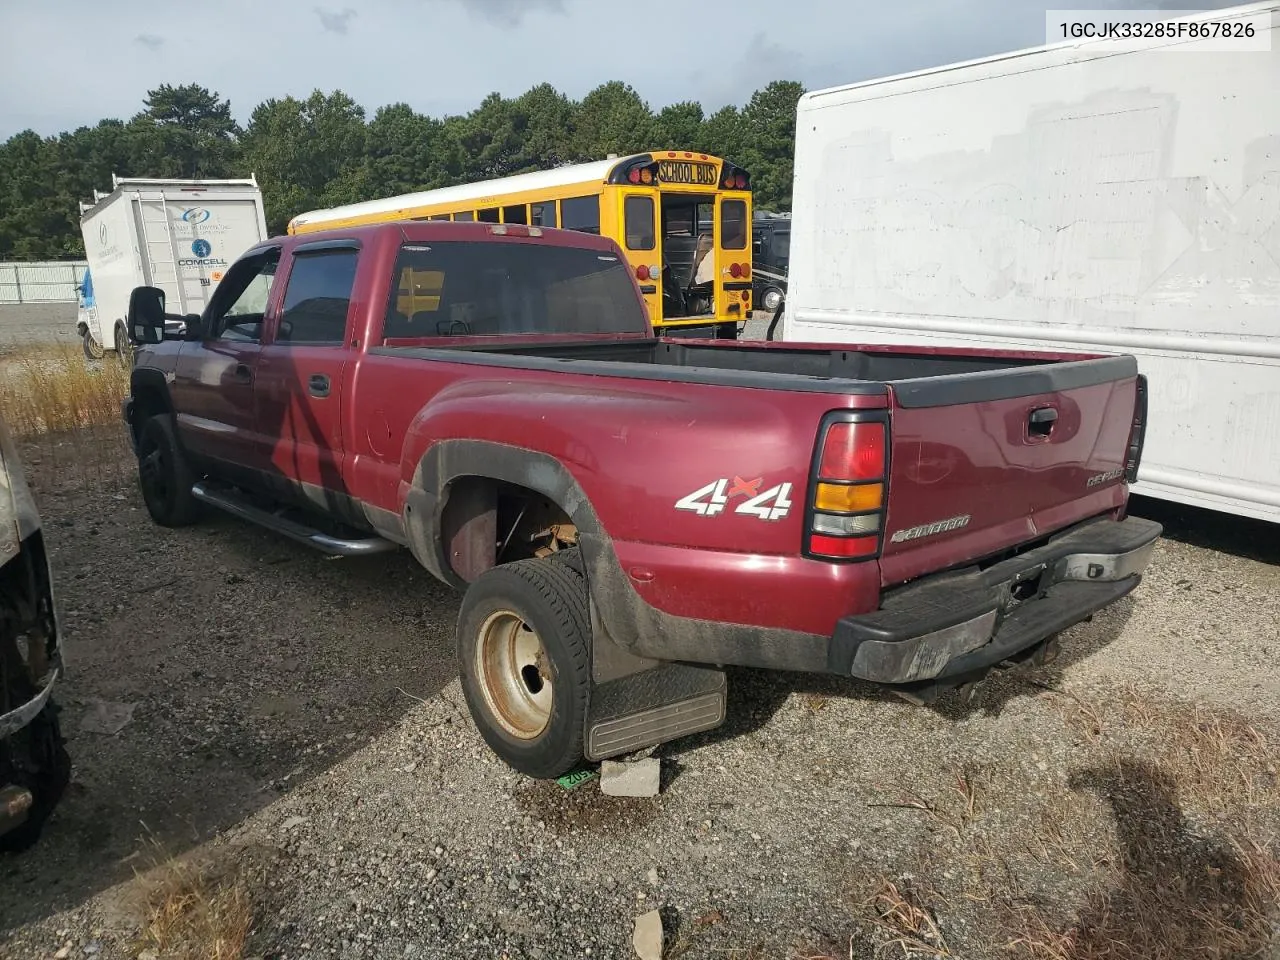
left=0, top=432, right=1275, bottom=959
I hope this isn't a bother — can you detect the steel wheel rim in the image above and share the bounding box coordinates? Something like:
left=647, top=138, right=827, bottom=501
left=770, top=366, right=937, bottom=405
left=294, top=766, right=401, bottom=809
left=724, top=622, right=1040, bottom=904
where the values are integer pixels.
left=763, top=289, right=782, bottom=311
left=475, top=610, right=553, bottom=740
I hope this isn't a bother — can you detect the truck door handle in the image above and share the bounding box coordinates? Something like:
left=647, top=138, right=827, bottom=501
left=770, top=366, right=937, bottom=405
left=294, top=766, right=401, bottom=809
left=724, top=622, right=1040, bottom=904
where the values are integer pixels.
left=1028, top=406, right=1058, bottom=438
left=233, top=363, right=252, bottom=383
left=309, top=373, right=331, bottom=398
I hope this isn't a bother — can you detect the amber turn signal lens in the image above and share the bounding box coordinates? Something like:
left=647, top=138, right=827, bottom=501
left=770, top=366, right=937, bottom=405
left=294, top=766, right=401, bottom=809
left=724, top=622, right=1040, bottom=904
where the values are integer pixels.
left=815, top=482, right=883, bottom=513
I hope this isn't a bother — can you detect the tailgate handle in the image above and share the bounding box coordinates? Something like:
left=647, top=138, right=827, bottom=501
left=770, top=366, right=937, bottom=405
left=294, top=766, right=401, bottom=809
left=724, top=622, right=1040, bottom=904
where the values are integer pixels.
left=1028, top=406, right=1058, bottom=438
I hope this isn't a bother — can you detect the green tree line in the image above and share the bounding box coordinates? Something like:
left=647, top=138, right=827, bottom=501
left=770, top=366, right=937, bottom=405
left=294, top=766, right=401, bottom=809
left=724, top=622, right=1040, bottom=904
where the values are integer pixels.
left=0, top=80, right=804, bottom=260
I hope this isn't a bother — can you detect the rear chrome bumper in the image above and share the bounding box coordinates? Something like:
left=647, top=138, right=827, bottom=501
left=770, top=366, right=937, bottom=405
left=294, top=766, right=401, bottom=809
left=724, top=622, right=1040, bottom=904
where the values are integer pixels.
left=829, top=516, right=1162, bottom=685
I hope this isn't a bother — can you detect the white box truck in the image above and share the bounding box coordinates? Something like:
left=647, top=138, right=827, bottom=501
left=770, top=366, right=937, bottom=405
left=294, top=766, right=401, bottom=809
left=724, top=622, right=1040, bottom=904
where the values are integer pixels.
left=781, top=2, right=1280, bottom=524
left=76, top=176, right=268, bottom=361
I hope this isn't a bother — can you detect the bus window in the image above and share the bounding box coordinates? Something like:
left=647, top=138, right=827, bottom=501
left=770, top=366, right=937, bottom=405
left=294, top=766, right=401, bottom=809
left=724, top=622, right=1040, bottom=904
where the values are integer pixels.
left=429, top=214, right=451, bottom=221
left=455, top=211, right=474, bottom=222
left=561, top=196, right=600, bottom=235
left=531, top=202, right=557, bottom=228
left=721, top=199, right=748, bottom=250
left=624, top=196, right=655, bottom=251
left=478, top=207, right=500, bottom=223
left=503, top=204, right=528, bottom=225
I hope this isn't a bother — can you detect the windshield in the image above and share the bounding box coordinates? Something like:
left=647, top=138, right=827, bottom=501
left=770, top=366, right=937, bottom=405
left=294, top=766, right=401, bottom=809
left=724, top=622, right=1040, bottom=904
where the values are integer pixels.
left=382, top=241, right=649, bottom=341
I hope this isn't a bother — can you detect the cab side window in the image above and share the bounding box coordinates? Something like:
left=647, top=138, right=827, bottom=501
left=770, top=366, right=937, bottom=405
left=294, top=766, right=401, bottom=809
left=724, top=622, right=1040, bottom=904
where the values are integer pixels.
left=276, top=250, right=359, bottom=345
left=207, top=250, right=280, bottom=342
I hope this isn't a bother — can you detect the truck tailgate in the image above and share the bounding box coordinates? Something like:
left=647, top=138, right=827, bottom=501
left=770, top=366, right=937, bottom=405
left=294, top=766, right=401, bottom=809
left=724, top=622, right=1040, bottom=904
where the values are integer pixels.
left=879, top=358, right=1141, bottom=588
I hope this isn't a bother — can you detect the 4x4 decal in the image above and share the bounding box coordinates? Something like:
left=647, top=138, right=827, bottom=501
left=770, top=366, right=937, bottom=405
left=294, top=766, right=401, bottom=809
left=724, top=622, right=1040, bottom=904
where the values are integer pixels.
left=675, top=476, right=794, bottom=521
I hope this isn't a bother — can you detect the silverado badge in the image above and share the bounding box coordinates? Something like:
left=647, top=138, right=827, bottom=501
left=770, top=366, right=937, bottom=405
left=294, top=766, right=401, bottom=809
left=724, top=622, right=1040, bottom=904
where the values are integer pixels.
left=889, top=514, right=971, bottom=544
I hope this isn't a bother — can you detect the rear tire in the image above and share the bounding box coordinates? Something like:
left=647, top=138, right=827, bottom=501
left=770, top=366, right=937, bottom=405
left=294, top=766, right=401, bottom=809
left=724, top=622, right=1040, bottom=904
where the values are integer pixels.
left=456, top=552, right=591, bottom=779
left=762, top=287, right=784, bottom=313
left=136, top=415, right=203, bottom=527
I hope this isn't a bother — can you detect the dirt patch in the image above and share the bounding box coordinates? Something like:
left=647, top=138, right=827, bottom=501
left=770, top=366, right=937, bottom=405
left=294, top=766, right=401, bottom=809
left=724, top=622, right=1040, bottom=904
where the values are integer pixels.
left=513, top=776, right=662, bottom=836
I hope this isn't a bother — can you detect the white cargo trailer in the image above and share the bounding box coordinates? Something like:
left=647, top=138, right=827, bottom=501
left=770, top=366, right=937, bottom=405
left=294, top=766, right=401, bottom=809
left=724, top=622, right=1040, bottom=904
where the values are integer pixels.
left=782, top=2, right=1280, bottom=524
left=76, top=176, right=268, bottom=360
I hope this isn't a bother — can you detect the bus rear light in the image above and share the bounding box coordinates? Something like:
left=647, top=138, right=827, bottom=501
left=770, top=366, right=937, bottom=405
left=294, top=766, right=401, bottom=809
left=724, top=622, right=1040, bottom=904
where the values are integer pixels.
left=740, top=262, right=750, bottom=278
left=636, top=264, right=650, bottom=281
left=729, top=263, right=742, bottom=279
left=723, top=178, right=734, bottom=189
left=734, top=173, right=747, bottom=189
left=741, top=291, right=750, bottom=302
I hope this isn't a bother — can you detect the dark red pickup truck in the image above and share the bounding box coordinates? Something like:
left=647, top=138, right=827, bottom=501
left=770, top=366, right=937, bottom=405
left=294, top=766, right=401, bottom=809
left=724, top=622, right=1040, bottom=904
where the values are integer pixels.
left=121, top=220, right=1160, bottom=778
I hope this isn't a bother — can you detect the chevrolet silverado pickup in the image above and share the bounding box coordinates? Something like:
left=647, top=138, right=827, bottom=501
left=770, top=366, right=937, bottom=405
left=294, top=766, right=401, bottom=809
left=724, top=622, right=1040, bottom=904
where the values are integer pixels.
left=120, top=220, right=1160, bottom=779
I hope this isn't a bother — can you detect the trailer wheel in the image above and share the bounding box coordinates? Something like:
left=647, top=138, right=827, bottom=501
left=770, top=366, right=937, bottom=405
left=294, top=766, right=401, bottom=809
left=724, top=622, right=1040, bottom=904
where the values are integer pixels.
left=456, top=551, right=591, bottom=779
left=81, top=329, right=104, bottom=362
left=761, top=286, right=784, bottom=313
left=136, top=415, right=203, bottom=528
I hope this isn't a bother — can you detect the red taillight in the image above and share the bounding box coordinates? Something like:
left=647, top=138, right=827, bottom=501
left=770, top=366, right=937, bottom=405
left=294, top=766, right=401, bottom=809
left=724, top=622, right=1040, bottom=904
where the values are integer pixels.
left=723, top=178, right=734, bottom=189
left=734, top=173, right=747, bottom=189
left=819, top=422, right=886, bottom=482
left=628, top=169, right=641, bottom=184
left=729, top=262, right=742, bottom=279
left=636, top=264, right=650, bottom=281
left=807, top=417, right=888, bottom=562
left=740, top=262, right=751, bottom=279
left=809, top=534, right=879, bottom=559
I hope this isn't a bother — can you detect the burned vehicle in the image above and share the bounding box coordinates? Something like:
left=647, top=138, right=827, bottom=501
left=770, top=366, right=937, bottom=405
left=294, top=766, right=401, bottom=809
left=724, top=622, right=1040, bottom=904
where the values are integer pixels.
left=0, top=413, right=70, bottom=851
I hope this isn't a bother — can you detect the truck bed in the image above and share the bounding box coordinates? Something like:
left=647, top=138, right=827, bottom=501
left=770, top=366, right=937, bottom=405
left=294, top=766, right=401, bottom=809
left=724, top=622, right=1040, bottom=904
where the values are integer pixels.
left=376, top=336, right=1131, bottom=406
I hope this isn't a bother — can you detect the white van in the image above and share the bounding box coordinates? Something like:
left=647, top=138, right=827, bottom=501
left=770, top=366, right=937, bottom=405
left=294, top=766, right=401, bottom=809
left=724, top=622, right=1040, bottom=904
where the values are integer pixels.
left=78, top=176, right=268, bottom=361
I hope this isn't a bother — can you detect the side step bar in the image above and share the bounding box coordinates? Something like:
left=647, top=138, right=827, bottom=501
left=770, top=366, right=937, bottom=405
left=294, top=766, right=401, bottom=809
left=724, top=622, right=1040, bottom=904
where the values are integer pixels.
left=190, top=483, right=399, bottom=558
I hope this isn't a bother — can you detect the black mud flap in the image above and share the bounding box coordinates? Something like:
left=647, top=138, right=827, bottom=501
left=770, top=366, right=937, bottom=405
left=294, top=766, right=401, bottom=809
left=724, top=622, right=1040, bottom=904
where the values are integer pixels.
left=584, top=603, right=726, bottom=761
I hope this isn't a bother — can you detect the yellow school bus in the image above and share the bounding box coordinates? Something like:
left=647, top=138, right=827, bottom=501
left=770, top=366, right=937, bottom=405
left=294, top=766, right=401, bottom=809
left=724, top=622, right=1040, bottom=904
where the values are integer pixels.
left=287, top=151, right=754, bottom=337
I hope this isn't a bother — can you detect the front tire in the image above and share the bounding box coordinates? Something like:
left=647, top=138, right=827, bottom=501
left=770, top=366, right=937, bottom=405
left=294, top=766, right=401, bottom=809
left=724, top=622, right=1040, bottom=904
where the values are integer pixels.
left=136, top=415, right=203, bottom=527
left=0, top=700, right=71, bottom=854
left=114, top=323, right=133, bottom=368
left=456, top=553, right=591, bottom=779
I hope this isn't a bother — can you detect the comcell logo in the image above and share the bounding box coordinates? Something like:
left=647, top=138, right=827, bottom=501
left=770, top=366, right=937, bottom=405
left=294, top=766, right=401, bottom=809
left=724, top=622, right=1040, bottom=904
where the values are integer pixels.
left=182, top=207, right=211, bottom=225
left=191, top=239, right=212, bottom=258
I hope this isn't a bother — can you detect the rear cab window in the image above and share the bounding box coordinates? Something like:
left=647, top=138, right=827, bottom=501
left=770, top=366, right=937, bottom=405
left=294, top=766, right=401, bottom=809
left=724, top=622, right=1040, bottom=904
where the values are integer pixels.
left=381, top=240, right=647, bottom=342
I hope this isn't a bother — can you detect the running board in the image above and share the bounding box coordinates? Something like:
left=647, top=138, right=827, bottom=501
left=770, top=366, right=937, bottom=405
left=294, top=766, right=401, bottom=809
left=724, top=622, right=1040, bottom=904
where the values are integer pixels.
left=190, top=483, right=399, bottom=557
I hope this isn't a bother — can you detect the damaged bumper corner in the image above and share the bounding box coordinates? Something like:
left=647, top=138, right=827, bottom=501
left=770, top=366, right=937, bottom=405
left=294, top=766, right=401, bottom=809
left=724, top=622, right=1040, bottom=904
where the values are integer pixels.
left=0, top=657, right=62, bottom=740
left=828, top=515, right=1162, bottom=685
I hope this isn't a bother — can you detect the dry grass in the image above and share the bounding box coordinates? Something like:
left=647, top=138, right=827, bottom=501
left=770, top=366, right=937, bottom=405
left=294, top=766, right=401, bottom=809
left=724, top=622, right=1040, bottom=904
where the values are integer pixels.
left=134, top=847, right=255, bottom=960
left=863, top=877, right=951, bottom=957
left=843, top=690, right=1280, bottom=960
left=1001, top=689, right=1280, bottom=960
left=0, top=342, right=133, bottom=493
left=0, top=342, right=129, bottom=436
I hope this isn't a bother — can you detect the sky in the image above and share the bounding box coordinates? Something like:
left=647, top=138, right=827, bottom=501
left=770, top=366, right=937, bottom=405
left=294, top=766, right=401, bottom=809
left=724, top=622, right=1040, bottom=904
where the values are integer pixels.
left=0, top=0, right=1246, bottom=139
